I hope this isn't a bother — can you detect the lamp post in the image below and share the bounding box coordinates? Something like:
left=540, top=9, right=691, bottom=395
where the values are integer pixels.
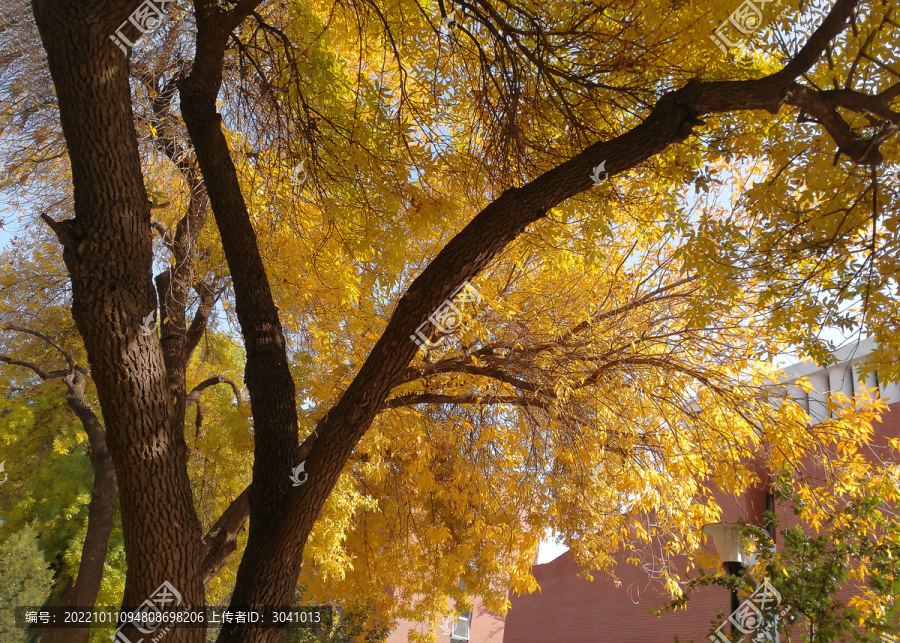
left=702, top=522, right=747, bottom=633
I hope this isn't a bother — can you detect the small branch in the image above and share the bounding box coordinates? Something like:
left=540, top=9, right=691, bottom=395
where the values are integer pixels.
left=39, top=212, right=79, bottom=251
left=556, top=277, right=700, bottom=346
left=818, top=87, right=900, bottom=122
left=151, top=221, right=175, bottom=253
left=185, top=280, right=220, bottom=358
left=843, top=8, right=890, bottom=90
left=395, top=278, right=700, bottom=389
left=222, top=0, right=265, bottom=31
left=861, top=53, right=900, bottom=80
left=382, top=392, right=551, bottom=410
left=195, top=401, right=204, bottom=439
left=0, top=354, right=59, bottom=380
left=785, top=84, right=894, bottom=164
left=185, top=375, right=242, bottom=409
left=4, top=324, right=74, bottom=370
left=395, top=360, right=544, bottom=392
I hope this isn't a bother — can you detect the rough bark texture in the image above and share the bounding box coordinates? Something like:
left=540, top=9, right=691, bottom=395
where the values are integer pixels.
left=179, top=5, right=304, bottom=640
left=30, top=2, right=204, bottom=640
left=179, top=0, right=301, bottom=539
left=174, top=1, right=871, bottom=641
left=28, top=0, right=887, bottom=640
left=201, top=487, right=250, bottom=585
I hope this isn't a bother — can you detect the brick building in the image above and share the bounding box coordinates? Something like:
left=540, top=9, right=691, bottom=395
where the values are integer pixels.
left=387, top=339, right=900, bottom=643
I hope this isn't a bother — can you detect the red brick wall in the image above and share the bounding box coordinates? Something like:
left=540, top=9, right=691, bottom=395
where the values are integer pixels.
left=501, top=503, right=749, bottom=643
left=500, top=402, right=899, bottom=643
left=385, top=595, right=505, bottom=643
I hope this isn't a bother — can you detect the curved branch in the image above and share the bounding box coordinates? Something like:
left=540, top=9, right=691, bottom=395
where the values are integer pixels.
left=396, top=360, right=544, bottom=392
left=389, top=354, right=712, bottom=415
left=0, top=332, right=116, bottom=643
left=0, top=354, right=59, bottom=380
left=393, top=277, right=702, bottom=388
left=786, top=84, right=896, bottom=162
left=5, top=323, right=74, bottom=369
left=181, top=0, right=866, bottom=625
left=383, top=392, right=551, bottom=410
left=185, top=375, right=242, bottom=409
left=557, top=277, right=700, bottom=346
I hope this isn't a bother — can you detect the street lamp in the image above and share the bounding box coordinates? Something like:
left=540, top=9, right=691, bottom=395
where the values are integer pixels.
left=702, top=522, right=747, bottom=632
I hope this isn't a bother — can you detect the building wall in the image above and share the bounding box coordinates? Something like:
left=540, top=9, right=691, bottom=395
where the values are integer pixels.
left=501, top=492, right=757, bottom=643
left=385, top=594, right=505, bottom=643
left=501, top=399, right=899, bottom=643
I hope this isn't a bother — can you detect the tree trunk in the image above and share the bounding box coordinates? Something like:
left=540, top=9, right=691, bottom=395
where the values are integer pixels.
left=29, top=0, right=867, bottom=639
left=176, top=0, right=862, bottom=640
left=177, top=7, right=304, bottom=641
left=30, top=2, right=204, bottom=640
left=41, top=369, right=119, bottom=643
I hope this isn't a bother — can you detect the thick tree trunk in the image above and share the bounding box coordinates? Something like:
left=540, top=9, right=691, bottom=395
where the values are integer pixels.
left=179, top=14, right=304, bottom=635
left=30, top=2, right=204, bottom=640
left=29, top=0, right=868, bottom=639
left=178, top=7, right=304, bottom=641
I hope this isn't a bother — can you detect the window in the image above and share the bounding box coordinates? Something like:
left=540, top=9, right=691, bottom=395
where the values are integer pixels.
left=450, top=611, right=472, bottom=642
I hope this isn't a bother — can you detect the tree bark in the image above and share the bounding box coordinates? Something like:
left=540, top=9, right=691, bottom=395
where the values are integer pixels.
left=30, top=1, right=204, bottom=640
left=200, top=487, right=250, bottom=585
left=177, top=2, right=865, bottom=641
left=179, top=0, right=301, bottom=538
left=178, top=6, right=305, bottom=640
left=28, top=0, right=879, bottom=640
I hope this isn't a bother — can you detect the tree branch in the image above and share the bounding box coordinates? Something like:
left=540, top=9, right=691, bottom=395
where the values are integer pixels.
left=383, top=392, right=551, bottom=410
left=201, top=487, right=250, bottom=585
left=879, top=81, right=900, bottom=103
left=222, top=0, right=266, bottom=31
left=180, top=0, right=870, bottom=628
left=185, top=280, right=218, bottom=358
left=196, top=409, right=321, bottom=586
left=786, top=84, right=898, bottom=162
left=151, top=221, right=175, bottom=253
left=0, top=327, right=116, bottom=641
left=395, top=358, right=543, bottom=391
left=5, top=323, right=74, bottom=369
left=180, top=0, right=304, bottom=594
left=185, top=375, right=242, bottom=409
left=393, top=277, right=700, bottom=388
left=0, top=354, right=58, bottom=380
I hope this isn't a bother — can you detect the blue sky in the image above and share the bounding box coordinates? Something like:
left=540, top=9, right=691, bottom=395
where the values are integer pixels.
left=0, top=193, right=18, bottom=250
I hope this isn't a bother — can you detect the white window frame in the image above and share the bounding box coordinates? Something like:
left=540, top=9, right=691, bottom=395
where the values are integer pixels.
left=450, top=610, right=471, bottom=642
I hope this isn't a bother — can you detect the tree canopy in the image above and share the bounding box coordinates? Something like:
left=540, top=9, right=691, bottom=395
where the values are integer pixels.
left=0, top=0, right=898, bottom=641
